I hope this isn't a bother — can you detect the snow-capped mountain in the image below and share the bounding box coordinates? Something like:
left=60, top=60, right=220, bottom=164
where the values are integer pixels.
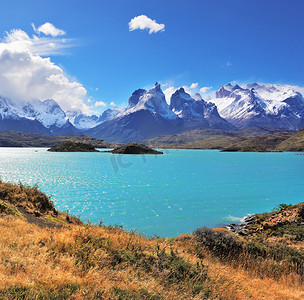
left=67, top=107, right=123, bottom=130
left=0, top=96, right=77, bottom=134
left=211, top=83, right=304, bottom=130
left=87, top=83, right=181, bottom=142
left=100, top=107, right=124, bottom=122
left=116, top=83, right=178, bottom=120
left=169, top=88, right=235, bottom=130
left=86, top=83, right=235, bottom=142
left=1, top=81, right=304, bottom=140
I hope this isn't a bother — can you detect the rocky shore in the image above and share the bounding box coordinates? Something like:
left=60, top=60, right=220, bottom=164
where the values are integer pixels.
left=226, top=215, right=256, bottom=235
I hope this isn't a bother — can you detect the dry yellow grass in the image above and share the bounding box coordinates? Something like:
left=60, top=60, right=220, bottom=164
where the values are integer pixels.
left=0, top=182, right=304, bottom=299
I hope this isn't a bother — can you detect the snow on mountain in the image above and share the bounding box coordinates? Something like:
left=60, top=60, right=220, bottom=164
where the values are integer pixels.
left=0, top=96, right=20, bottom=120
left=30, top=99, right=69, bottom=128
left=116, top=82, right=178, bottom=120
left=68, top=107, right=124, bottom=130
left=210, top=83, right=304, bottom=130
left=100, top=107, right=124, bottom=122
left=0, top=96, right=77, bottom=134
left=169, top=88, right=236, bottom=130
left=86, top=84, right=236, bottom=142
left=66, top=112, right=101, bottom=130
left=1, top=81, right=304, bottom=138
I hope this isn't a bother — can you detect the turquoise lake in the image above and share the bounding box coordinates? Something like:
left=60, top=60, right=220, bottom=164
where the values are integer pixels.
left=0, top=148, right=303, bottom=237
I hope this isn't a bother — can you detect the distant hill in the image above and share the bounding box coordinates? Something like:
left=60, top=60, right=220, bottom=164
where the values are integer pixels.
left=275, top=128, right=304, bottom=152
left=0, top=131, right=116, bottom=148
left=143, top=126, right=302, bottom=152
left=222, top=132, right=294, bottom=152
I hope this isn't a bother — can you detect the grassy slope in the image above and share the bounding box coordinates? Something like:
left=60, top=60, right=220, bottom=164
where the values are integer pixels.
left=0, top=182, right=304, bottom=299
left=0, top=131, right=117, bottom=148
left=222, top=132, right=293, bottom=152
left=144, top=127, right=304, bottom=152
left=276, top=129, right=304, bottom=152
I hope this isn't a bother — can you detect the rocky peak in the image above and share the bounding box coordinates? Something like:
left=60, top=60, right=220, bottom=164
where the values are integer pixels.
left=128, top=89, right=146, bottom=108
left=170, top=88, right=193, bottom=111
left=192, top=93, right=203, bottom=101
left=216, top=86, right=231, bottom=98
left=153, top=82, right=161, bottom=92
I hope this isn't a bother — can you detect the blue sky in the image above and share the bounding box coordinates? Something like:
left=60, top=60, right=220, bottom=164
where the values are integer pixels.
left=0, top=0, right=304, bottom=114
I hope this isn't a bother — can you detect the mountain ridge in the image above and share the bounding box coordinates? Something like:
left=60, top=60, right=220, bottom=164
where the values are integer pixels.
left=0, top=82, right=304, bottom=141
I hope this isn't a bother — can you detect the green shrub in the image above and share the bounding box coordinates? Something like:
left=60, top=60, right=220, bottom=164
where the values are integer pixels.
left=272, top=203, right=293, bottom=212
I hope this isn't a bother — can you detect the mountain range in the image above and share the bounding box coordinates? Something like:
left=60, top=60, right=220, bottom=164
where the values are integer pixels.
left=0, top=82, right=304, bottom=142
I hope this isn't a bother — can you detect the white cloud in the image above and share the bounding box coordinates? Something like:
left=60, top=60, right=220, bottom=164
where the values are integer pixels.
left=95, top=101, right=107, bottom=107
left=189, top=83, right=198, bottom=89
left=4, top=28, right=74, bottom=56
left=32, top=22, right=66, bottom=37
left=163, top=86, right=176, bottom=104
left=163, top=82, right=215, bottom=104
left=182, top=83, right=201, bottom=95
left=200, top=86, right=212, bottom=94
left=129, top=15, right=165, bottom=34
left=110, top=101, right=116, bottom=106
left=0, top=28, right=89, bottom=113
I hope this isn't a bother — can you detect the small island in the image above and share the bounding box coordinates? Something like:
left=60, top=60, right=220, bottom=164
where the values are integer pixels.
left=48, top=141, right=99, bottom=152
left=111, top=143, right=163, bottom=155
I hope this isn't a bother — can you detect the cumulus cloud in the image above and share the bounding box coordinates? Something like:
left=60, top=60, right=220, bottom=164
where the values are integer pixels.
left=129, top=15, right=165, bottom=34
left=32, top=22, right=66, bottom=37
left=189, top=83, right=198, bottom=89
left=95, top=101, right=107, bottom=107
left=110, top=101, right=116, bottom=106
left=0, top=27, right=89, bottom=113
left=200, top=86, right=212, bottom=94
left=182, top=83, right=202, bottom=95
left=163, top=82, right=214, bottom=104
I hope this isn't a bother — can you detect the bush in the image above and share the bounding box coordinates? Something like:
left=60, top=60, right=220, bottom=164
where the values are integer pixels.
left=193, top=227, right=244, bottom=259
left=272, top=203, right=293, bottom=212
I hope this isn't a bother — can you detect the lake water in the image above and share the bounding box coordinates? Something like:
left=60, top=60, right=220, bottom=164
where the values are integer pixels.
left=0, top=148, right=303, bottom=237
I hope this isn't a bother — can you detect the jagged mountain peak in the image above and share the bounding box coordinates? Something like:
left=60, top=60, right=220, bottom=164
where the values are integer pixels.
left=118, top=83, right=178, bottom=120
left=152, top=82, right=161, bottom=91
left=128, top=89, right=146, bottom=109
left=192, top=93, right=203, bottom=101
left=0, top=95, right=77, bottom=134
left=211, top=82, right=304, bottom=130
left=168, top=86, right=235, bottom=130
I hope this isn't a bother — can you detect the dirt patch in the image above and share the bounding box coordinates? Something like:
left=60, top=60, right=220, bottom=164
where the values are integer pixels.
left=17, top=207, right=63, bottom=229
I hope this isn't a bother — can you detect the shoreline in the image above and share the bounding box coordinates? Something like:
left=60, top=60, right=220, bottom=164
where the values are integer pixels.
left=224, top=215, right=256, bottom=235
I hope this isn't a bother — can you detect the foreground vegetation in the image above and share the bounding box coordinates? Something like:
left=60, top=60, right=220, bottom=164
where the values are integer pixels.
left=0, top=181, right=304, bottom=299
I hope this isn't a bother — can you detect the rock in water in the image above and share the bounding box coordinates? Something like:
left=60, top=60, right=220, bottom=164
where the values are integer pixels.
left=111, top=143, right=163, bottom=154
left=48, top=141, right=99, bottom=152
